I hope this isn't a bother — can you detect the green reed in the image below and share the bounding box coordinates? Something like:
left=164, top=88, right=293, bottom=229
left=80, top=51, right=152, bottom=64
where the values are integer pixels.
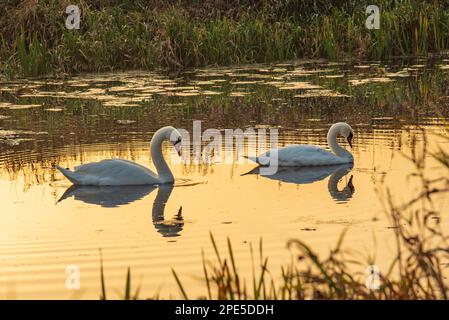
left=15, top=31, right=48, bottom=77
left=2, top=1, right=449, bottom=77
left=99, top=249, right=142, bottom=300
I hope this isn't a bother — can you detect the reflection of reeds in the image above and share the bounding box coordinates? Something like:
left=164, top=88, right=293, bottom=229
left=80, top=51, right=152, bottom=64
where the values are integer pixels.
left=1, top=73, right=448, bottom=166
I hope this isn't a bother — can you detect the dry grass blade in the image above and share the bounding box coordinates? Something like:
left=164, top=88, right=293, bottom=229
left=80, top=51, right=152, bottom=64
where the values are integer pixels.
left=124, top=267, right=131, bottom=300
left=172, top=268, right=189, bottom=300
left=99, top=248, right=106, bottom=300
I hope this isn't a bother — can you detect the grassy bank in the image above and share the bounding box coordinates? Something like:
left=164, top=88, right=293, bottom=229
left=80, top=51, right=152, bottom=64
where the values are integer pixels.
left=1, top=0, right=449, bottom=78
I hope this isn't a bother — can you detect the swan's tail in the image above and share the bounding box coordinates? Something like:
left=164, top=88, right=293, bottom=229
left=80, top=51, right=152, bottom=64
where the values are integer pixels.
left=54, top=164, right=81, bottom=185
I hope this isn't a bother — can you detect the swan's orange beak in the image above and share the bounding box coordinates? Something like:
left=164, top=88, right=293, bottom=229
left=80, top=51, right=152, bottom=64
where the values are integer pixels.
left=347, top=133, right=353, bottom=148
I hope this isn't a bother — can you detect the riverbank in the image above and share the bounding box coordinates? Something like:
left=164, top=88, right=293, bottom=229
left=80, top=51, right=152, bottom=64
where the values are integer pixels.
left=1, top=0, right=449, bottom=78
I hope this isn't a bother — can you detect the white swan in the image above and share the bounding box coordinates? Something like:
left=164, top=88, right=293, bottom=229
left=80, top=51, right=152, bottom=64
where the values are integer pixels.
left=56, top=126, right=182, bottom=186
left=247, top=122, right=354, bottom=166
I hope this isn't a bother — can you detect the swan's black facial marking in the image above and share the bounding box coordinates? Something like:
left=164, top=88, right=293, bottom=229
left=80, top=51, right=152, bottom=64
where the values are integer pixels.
left=172, top=136, right=182, bottom=156
left=173, top=136, right=181, bottom=146
left=347, top=132, right=353, bottom=148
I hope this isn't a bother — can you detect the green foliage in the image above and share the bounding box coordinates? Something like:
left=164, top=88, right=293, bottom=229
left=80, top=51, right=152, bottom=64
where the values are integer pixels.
left=16, top=31, right=48, bottom=77
left=1, top=1, right=449, bottom=77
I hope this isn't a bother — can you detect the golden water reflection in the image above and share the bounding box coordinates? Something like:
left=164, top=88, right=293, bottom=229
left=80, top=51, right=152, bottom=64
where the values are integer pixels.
left=0, top=125, right=447, bottom=299
left=0, top=59, right=448, bottom=298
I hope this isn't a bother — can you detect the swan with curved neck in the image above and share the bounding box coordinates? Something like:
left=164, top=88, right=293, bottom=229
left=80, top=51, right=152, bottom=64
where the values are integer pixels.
left=247, top=122, right=354, bottom=167
left=56, top=126, right=182, bottom=186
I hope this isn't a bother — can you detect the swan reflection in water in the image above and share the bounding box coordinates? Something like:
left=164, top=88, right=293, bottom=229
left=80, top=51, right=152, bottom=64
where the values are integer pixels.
left=243, top=163, right=355, bottom=203
left=58, top=184, right=184, bottom=237
left=151, top=184, right=184, bottom=237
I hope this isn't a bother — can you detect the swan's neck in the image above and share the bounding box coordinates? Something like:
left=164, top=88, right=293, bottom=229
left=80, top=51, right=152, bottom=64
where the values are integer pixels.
left=151, top=128, right=174, bottom=184
left=327, top=126, right=352, bottom=158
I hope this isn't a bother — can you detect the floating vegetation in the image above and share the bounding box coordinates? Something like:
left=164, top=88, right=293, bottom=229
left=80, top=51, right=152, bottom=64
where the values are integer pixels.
left=321, top=74, right=345, bottom=79
left=349, top=77, right=395, bottom=86
left=0, top=102, right=13, bottom=108
left=0, top=138, right=35, bottom=146
left=353, top=65, right=371, bottom=69
left=173, top=91, right=200, bottom=97
left=294, top=90, right=350, bottom=98
left=0, top=58, right=447, bottom=157
left=0, top=129, right=47, bottom=146
left=277, top=82, right=322, bottom=90
left=192, top=81, right=215, bottom=85
left=230, top=80, right=263, bottom=85
left=230, top=92, right=250, bottom=97
left=385, top=70, right=411, bottom=78
left=201, top=90, right=222, bottom=96
left=7, top=104, right=42, bottom=109
left=116, top=120, right=136, bottom=125
left=108, top=86, right=134, bottom=93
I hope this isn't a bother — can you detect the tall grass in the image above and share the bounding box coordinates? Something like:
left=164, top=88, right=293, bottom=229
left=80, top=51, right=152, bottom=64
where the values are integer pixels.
left=99, top=249, right=142, bottom=300
left=2, top=1, right=449, bottom=77
left=16, top=31, right=47, bottom=77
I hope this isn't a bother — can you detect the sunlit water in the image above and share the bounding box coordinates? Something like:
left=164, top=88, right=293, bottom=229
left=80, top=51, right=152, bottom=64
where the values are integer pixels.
left=0, top=58, right=448, bottom=299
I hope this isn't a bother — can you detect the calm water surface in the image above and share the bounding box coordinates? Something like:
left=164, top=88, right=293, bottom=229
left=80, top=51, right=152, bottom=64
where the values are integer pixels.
left=0, top=58, right=448, bottom=298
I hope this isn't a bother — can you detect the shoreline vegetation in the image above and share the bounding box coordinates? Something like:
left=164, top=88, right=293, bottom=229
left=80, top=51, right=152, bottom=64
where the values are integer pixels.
left=1, top=0, right=449, bottom=78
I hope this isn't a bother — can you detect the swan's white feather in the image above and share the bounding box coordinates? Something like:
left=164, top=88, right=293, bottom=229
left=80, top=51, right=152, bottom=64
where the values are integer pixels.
left=57, top=159, right=160, bottom=186
left=251, top=144, right=353, bottom=167
left=56, top=126, right=181, bottom=186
